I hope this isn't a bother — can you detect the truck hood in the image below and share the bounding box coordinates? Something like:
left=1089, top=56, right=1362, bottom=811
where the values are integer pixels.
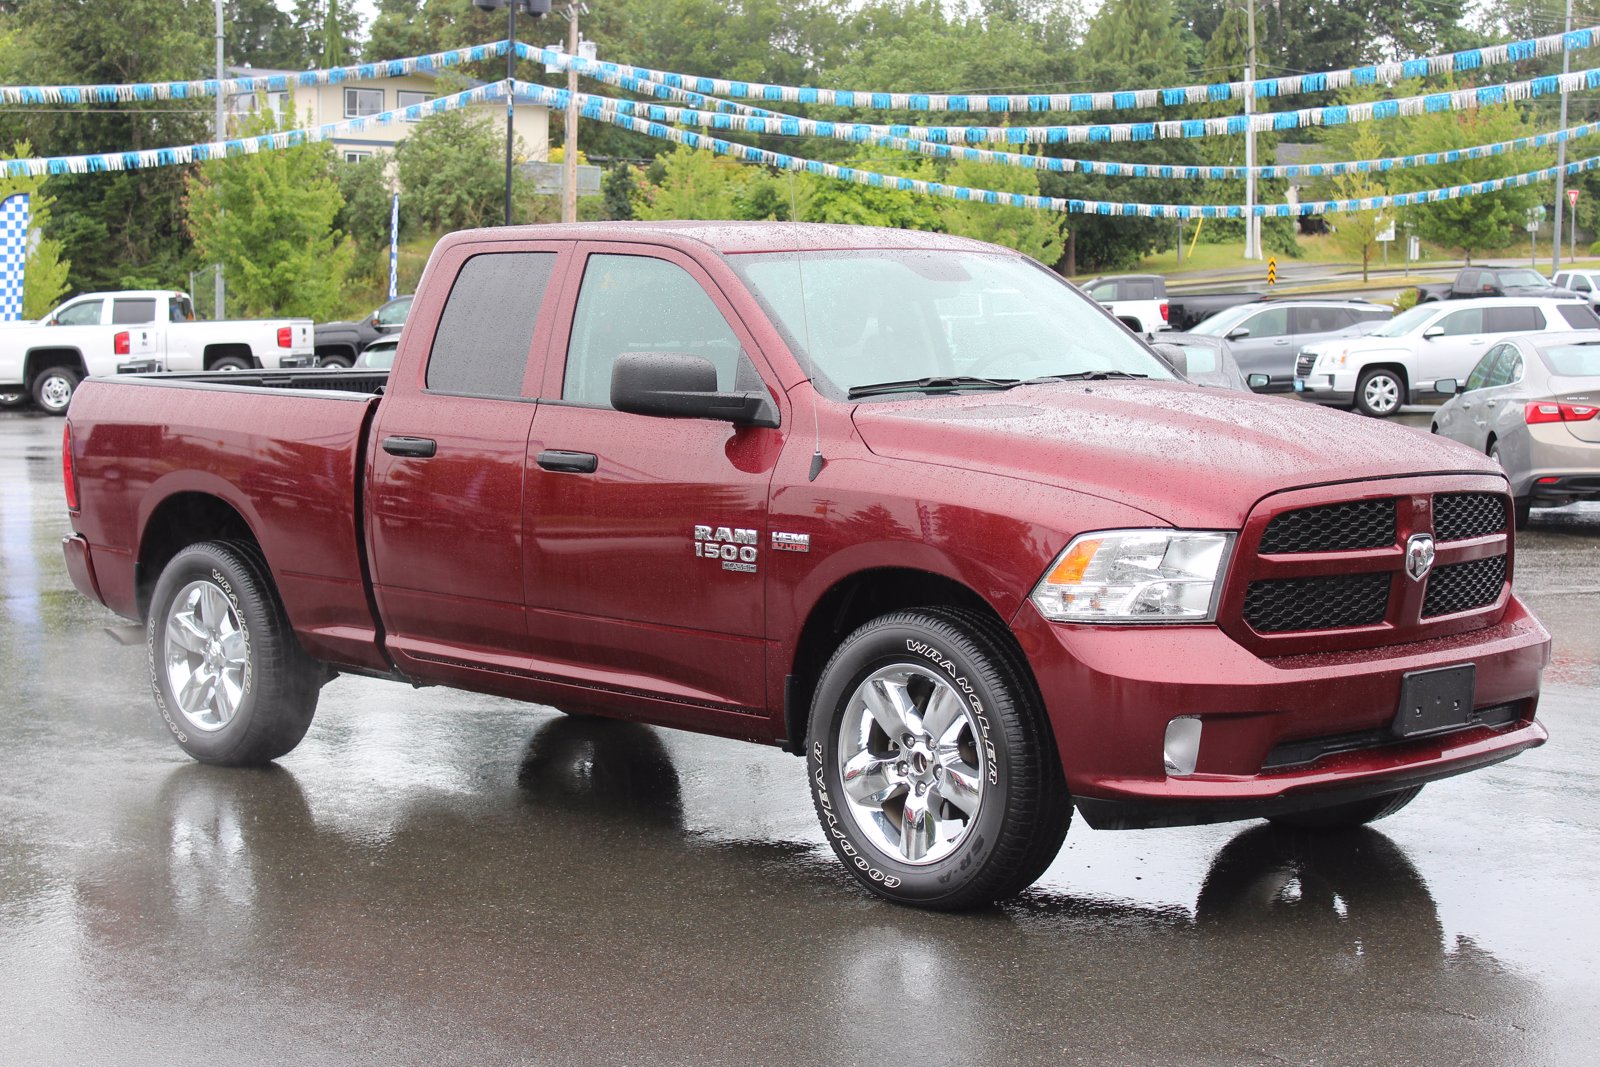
left=850, top=381, right=1499, bottom=529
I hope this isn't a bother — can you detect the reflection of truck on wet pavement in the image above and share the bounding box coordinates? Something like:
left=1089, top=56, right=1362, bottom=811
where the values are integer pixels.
left=60, top=222, right=1550, bottom=910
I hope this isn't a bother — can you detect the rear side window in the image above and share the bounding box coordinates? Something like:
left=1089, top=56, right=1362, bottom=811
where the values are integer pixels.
left=1124, top=278, right=1159, bottom=300
left=1486, top=306, right=1545, bottom=333
left=1290, top=306, right=1344, bottom=334
left=1557, top=303, right=1600, bottom=329
left=426, top=252, right=556, bottom=398
left=111, top=298, right=157, bottom=324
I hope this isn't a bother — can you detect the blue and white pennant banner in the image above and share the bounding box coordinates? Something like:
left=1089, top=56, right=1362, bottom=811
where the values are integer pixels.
left=0, top=84, right=504, bottom=178
left=518, top=26, right=1600, bottom=114
left=512, top=82, right=1600, bottom=220
left=0, top=42, right=508, bottom=106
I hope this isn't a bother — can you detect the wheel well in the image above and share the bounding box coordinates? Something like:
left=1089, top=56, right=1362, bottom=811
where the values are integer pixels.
left=136, top=493, right=257, bottom=620
left=24, top=348, right=87, bottom=384
left=315, top=343, right=356, bottom=359
left=1485, top=432, right=1497, bottom=454
left=781, top=567, right=1006, bottom=754
left=204, top=343, right=255, bottom=369
left=1359, top=362, right=1409, bottom=390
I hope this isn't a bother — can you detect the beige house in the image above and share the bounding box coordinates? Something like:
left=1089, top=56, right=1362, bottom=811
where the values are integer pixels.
left=226, top=67, right=549, bottom=165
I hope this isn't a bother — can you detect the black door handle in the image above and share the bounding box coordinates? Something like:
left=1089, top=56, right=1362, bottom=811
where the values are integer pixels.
left=382, top=436, right=437, bottom=458
left=537, top=449, right=598, bottom=473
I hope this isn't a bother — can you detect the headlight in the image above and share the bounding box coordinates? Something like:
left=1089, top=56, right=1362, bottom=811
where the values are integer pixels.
left=1314, top=347, right=1350, bottom=371
left=1030, top=530, right=1233, bottom=624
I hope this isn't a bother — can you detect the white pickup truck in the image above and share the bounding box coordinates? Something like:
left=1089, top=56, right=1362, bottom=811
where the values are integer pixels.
left=0, top=290, right=314, bottom=414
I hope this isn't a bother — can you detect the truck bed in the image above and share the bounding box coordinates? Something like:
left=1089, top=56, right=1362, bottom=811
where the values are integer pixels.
left=66, top=371, right=390, bottom=672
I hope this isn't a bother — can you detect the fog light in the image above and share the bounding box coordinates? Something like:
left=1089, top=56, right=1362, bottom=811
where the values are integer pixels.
left=1164, top=717, right=1202, bottom=777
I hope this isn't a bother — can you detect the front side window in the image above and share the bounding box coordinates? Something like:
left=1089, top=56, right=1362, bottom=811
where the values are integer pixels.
left=54, top=300, right=102, bottom=326
left=376, top=296, right=411, bottom=328
left=425, top=252, right=555, bottom=398
left=731, top=249, right=1176, bottom=398
left=563, top=254, right=751, bottom=407
left=1239, top=306, right=1290, bottom=338
left=344, top=87, right=382, bottom=118
left=1463, top=347, right=1504, bottom=392
left=1437, top=308, right=1485, bottom=336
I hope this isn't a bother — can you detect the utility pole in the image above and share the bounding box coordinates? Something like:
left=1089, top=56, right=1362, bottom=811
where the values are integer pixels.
left=504, top=0, right=519, bottom=226
left=1243, top=0, right=1259, bottom=260
left=213, top=0, right=225, bottom=318
left=1553, top=0, right=1574, bottom=274
left=562, top=3, right=581, bottom=224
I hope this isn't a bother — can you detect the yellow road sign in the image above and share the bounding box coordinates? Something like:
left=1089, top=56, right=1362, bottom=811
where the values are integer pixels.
left=1267, top=256, right=1278, bottom=285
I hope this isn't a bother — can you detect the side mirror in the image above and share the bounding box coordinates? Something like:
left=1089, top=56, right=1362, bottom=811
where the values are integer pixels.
left=1423, top=326, right=1445, bottom=340
left=1246, top=373, right=1270, bottom=390
left=610, top=351, right=778, bottom=428
left=45, top=318, right=59, bottom=327
left=1433, top=378, right=1459, bottom=396
left=1226, top=327, right=1250, bottom=340
left=1150, top=343, right=1188, bottom=376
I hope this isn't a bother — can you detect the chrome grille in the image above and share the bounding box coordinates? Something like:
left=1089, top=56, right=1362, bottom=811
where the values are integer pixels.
left=1258, top=499, right=1396, bottom=554
left=1423, top=555, right=1507, bottom=617
left=1295, top=351, right=1315, bottom=377
left=1243, top=573, right=1391, bottom=633
left=1434, top=492, right=1506, bottom=541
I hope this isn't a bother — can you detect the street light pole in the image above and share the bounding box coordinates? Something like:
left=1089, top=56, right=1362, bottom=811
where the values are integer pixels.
left=1553, top=0, right=1573, bottom=274
left=562, top=4, right=580, bottom=224
left=475, top=0, right=552, bottom=226
left=213, top=0, right=225, bottom=317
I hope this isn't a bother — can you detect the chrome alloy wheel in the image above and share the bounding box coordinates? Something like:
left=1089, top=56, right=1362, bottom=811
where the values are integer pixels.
left=163, top=580, right=248, bottom=732
left=1362, top=373, right=1401, bottom=415
left=836, top=663, right=987, bottom=865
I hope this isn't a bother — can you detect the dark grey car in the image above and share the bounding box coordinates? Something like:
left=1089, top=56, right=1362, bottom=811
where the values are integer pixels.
left=1190, top=300, right=1392, bottom=391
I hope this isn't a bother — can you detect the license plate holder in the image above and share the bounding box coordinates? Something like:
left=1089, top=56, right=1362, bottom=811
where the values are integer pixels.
left=1293, top=378, right=1305, bottom=392
left=1392, top=664, right=1477, bottom=738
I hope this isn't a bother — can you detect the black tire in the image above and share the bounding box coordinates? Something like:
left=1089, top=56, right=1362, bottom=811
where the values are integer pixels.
left=317, top=354, right=353, bottom=369
left=1266, top=785, right=1422, bottom=830
left=1354, top=367, right=1403, bottom=418
left=31, top=365, right=80, bottom=416
left=0, top=389, right=27, bottom=410
left=210, top=356, right=252, bottom=371
left=147, top=540, right=319, bottom=766
left=806, top=607, right=1070, bottom=910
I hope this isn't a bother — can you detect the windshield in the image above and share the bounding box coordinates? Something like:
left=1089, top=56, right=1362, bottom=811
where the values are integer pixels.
left=1189, top=303, right=1257, bottom=336
left=729, top=249, right=1175, bottom=397
left=1499, top=269, right=1551, bottom=288
left=1370, top=303, right=1438, bottom=338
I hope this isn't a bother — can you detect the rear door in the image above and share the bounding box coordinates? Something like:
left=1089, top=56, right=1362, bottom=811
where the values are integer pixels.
left=523, top=242, right=786, bottom=715
left=368, top=239, right=571, bottom=677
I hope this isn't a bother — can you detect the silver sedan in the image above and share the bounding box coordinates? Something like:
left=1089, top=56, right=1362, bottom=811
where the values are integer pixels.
left=1432, top=330, right=1600, bottom=527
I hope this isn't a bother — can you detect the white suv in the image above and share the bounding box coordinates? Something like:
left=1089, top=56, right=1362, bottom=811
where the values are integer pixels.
left=1295, top=297, right=1600, bottom=417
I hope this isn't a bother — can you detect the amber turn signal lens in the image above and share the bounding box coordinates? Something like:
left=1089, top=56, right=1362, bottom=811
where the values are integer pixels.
left=1045, top=538, right=1102, bottom=585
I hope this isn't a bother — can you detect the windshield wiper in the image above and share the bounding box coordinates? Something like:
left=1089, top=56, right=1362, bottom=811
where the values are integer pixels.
left=1021, top=371, right=1150, bottom=383
left=847, top=375, right=1021, bottom=399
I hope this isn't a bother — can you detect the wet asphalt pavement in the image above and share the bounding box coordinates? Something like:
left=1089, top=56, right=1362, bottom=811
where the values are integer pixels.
left=1, top=408, right=1596, bottom=1066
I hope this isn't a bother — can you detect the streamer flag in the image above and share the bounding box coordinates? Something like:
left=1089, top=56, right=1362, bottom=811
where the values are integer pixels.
left=0, top=194, right=29, bottom=322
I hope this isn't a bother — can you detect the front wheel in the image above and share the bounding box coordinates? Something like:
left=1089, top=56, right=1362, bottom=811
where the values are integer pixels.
left=1267, top=786, right=1422, bottom=830
left=1354, top=367, right=1403, bottom=418
left=148, top=540, right=319, bottom=766
left=31, top=366, right=81, bottom=416
left=807, top=607, right=1070, bottom=910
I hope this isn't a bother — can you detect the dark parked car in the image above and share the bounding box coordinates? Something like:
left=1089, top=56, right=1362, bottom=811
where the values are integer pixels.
left=312, top=295, right=412, bottom=367
left=1416, top=268, right=1581, bottom=304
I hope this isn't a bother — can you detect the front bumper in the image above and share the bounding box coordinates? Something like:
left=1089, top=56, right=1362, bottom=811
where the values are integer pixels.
left=1293, top=372, right=1354, bottom=406
left=1010, top=597, right=1550, bottom=830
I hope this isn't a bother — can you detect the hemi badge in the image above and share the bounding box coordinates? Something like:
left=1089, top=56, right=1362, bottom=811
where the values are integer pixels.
left=772, top=532, right=811, bottom=553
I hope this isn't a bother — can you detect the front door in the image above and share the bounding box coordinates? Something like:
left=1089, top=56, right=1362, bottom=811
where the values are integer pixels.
left=524, top=243, right=785, bottom=715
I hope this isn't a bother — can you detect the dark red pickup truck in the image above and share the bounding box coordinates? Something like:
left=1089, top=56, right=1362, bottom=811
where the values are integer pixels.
left=61, top=222, right=1550, bottom=909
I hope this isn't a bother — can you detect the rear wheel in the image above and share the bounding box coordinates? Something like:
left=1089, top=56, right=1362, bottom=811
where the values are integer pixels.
left=1354, top=367, right=1403, bottom=418
left=806, top=607, right=1070, bottom=910
left=148, top=540, right=319, bottom=766
left=210, top=355, right=252, bottom=371
left=31, top=366, right=80, bottom=416
left=1267, top=786, right=1422, bottom=830
left=0, top=389, right=26, bottom=409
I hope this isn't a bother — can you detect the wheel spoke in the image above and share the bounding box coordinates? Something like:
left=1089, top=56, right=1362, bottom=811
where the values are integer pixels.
left=169, top=612, right=209, bottom=655
left=178, top=666, right=213, bottom=716
left=219, top=628, right=247, bottom=665
left=898, top=789, right=936, bottom=862
left=841, top=750, right=902, bottom=806
left=200, top=585, right=232, bottom=634
left=921, top=685, right=964, bottom=746
left=934, top=755, right=982, bottom=818
left=861, top=677, right=916, bottom=740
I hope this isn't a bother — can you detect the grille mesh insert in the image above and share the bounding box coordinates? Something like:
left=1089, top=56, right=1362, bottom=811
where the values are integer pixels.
left=1422, top=555, right=1506, bottom=617
left=1259, top=499, right=1396, bottom=554
left=1244, top=573, right=1391, bottom=633
left=1433, top=492, right=1506, bottom=541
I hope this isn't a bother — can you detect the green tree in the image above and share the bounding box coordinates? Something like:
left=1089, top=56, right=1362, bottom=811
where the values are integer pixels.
left=939, top=159, right=1065, bottom=264
left=227, top=0, right=308, bottom=69
left=0, top=143, right=72, bottom=318
left=291, top=0, right=363, bottom=68
left=1315, top=110, right=1395, bottom=281
left=333, top=154, right=396, bottom=247
left=184, top=122, right=354, bottom=319
left=394, top=108, right=526, bottom=231
left=631, top=147, right=752, bottom=220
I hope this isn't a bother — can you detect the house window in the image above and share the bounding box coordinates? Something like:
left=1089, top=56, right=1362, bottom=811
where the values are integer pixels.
left=344, top=150, right=374, bottom=164
left=397, top=90, right=431, bottom=120
left=344, top=87, right=383, bottom=118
